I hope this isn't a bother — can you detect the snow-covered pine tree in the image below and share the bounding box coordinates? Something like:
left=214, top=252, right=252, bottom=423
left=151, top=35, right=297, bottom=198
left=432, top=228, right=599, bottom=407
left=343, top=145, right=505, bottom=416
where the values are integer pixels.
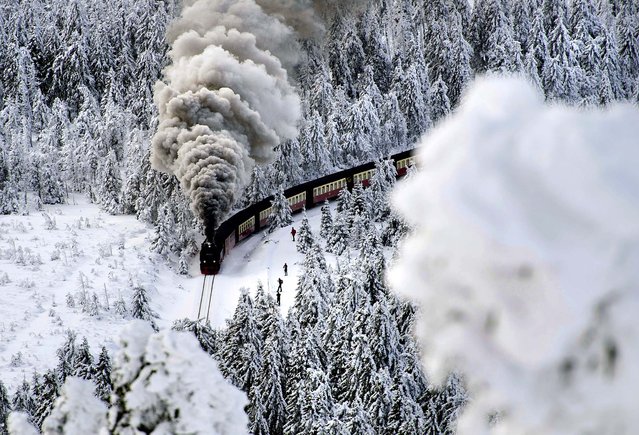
left=96, top=149, right=121, bottom=214
left=72, top=337, right=93, bottom=380
left=342, top=94, right=380, bottom=165
left=379, top=90, right=408, bottom=155
left=296, top=209, right=315, bottom=255
left=430, top=75, right=452, bottom=123
left=172, top=318, right=220, bottom=357
left=11, top=379, right=34, bottom=421
left=55, top=330, right=76, bottom=385
left=255, top=292, right=289, bottom=435
left=220, top=289, right=263, bottom=394
left=470, top=0, right=523, bottom=73
left=392, top=61, right=430, bottom=141
left=0, top=380, right=11, bottom=435
left=299, top=111, right=331, bottom=177
left=291, top=368, right=336, bottom=434
left=32, top=370, right=58, bottom=430
left=130, top=285, right=157, bottom=330
left=544, top=14, right=582, bottom=102
left=269, top=186, right=292, bottom=233
left=93, top=346, right=112, bottom=403
left=342, top=399, right=376, bottom=435
left=150, top=203, right=173, bottom=256
left=529, top=8, right=550, bottom=78
left=319, top=201, right=333, bottom=241
left=0, top=152, right=20, bottom=214
left=512, top=0, right=533, bottom=54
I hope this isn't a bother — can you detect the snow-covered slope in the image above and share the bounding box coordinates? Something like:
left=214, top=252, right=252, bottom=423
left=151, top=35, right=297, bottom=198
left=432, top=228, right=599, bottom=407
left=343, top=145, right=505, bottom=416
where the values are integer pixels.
left=0, top=194, right=316, bottom=390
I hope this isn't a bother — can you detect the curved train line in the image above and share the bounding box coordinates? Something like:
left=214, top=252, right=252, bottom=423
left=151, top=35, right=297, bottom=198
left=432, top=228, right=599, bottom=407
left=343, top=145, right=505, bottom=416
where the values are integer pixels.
left=202, top=148, right=415, bottom=274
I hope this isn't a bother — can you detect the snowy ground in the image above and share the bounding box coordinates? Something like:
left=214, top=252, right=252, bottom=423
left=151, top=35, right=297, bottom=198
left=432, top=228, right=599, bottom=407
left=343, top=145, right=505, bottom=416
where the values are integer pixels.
left=0, top=194, right=316, bottom=390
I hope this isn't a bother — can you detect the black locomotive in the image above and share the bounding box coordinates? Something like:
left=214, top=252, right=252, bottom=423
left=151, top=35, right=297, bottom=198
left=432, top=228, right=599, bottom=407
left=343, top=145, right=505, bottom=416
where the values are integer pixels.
left=199, top=240, right=221, bottom=275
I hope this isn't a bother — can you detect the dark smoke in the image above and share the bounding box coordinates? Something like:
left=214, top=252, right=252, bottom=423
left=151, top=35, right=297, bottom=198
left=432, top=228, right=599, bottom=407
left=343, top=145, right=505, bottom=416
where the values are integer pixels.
left=152, top=0, right=303, bottom=234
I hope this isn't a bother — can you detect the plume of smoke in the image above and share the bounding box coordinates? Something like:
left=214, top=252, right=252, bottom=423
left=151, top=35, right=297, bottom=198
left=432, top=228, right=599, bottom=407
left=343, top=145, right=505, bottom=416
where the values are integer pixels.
left=153, top=0, right=302, bottom=233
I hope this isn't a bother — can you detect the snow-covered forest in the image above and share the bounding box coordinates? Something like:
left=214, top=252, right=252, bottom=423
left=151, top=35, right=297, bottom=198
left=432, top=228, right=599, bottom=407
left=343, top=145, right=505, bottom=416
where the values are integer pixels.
left=1, top=0, right=638, bottom=260
left=0, top=0, right=638, bottom=433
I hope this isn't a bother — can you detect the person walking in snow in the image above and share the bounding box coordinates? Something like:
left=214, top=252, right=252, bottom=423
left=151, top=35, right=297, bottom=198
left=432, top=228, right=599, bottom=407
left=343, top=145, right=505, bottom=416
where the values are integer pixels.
left=277, top=277, right=283, bottom=291
left=291, top=227, right=296, bottom=241
left=283, top=263, right=288, bottom=276
left=276, top=287, right=282, bottom=306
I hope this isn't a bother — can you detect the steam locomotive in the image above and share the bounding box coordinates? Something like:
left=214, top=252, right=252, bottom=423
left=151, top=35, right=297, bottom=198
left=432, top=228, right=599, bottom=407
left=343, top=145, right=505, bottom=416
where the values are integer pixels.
left=199, top=149, right=414, bottom=276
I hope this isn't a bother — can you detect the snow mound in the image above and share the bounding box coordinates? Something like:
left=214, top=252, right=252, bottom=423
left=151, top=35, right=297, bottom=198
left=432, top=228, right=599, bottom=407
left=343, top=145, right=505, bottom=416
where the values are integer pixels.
left=390, top=76, right=639, bottom=434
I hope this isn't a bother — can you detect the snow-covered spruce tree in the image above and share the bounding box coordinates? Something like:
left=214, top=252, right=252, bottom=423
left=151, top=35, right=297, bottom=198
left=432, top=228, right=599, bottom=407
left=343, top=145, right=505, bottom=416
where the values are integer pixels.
left=544, top=14, right=582, bottom=102
left=150, top=203, right=174, bottom=257
left=350, top=182, right=368, bottom=218
left=470, top=0, right=522, bottom=73
left=220, top=289, right=263, bottom=396
left=424, top=10, right=473, bottom=108
left=93, top=346, right=113, bottom=403
left=269, top=186, right=292, bottom=233
left=245, top=165, right=269, bottom=206
left=319, top=201, right=333, bottom=241
left=0, top=154, right=19, bottom=215
left=172, top=318, right=220, bottom=357
left=55, top=330, right=76, bottom=385
left=291, top=369, right=336, bottom=434
left=11, top=380, right=34, bottom=422
left=299, top=110, right=331, bottom=178
left=380, top=90, right=408, bottom=155
left=107, top=321, right=248, bottom=434
left=96, top=149, right=121, bottom=214
left=295, top=209, right=314, bottom=255
left=32, top=370, right=58, bottom=430
left=71, top=337, right=93, bottom=380
left=430, top=75, right=452, bottom=123
left=255, top=292, right=289, bottom=435
left=130, top=285, right=157, bottom=331
left=0, top=380, right=10, bottom=435
left=283, top=327, right=331, bottom=435
left=342, top=93, right=380, bottom=166
left=392, top=61, right=430, bottom=142
left=289, top=249, right=332, bottom=336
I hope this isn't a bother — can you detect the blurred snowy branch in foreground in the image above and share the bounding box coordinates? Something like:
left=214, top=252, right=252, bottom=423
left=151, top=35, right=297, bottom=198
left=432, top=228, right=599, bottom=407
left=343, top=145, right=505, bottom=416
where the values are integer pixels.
left=390, top=76, right=639, bottom=435
left=9, top=321, right=248, bottom=434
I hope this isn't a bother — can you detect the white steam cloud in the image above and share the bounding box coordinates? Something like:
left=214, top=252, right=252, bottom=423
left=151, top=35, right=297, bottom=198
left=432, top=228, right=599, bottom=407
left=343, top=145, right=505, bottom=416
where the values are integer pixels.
left=152, top=0, right=304, bottom=233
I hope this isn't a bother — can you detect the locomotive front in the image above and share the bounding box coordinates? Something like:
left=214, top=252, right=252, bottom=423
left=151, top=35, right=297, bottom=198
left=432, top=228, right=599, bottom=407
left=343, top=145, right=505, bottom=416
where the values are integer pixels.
left=200, top=239, right=220, bottom=275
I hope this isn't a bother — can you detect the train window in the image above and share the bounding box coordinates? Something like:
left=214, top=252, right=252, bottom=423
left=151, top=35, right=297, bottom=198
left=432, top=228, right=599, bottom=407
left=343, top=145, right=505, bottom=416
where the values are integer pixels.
left=260, top=207, right=273, bottom=221
left=239, top=217, right=255, bottom=234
